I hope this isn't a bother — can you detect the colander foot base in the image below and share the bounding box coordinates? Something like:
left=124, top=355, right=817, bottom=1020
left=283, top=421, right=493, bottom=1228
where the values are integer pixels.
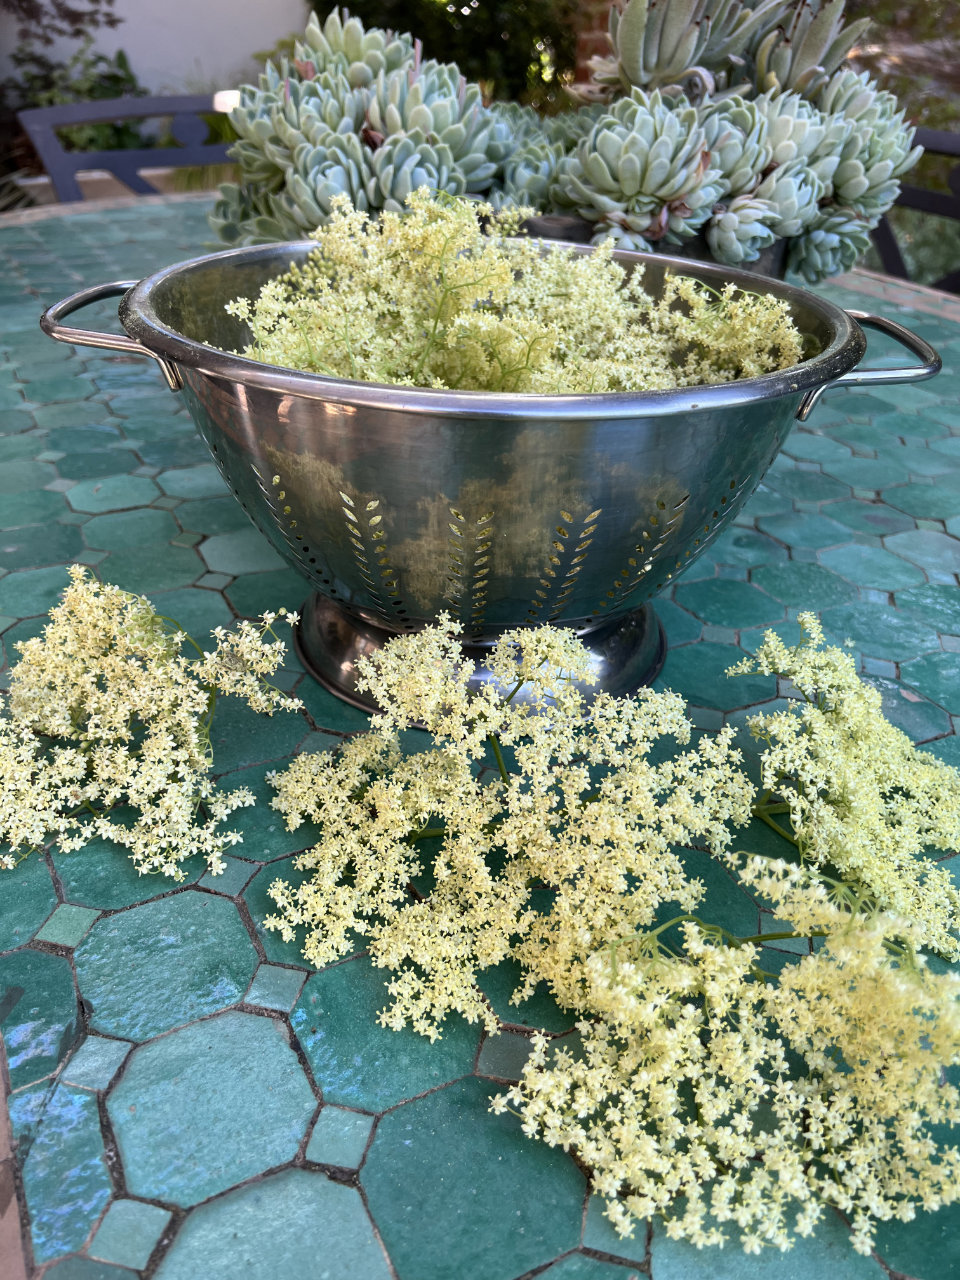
left=294, top=594, right=666, bottom=715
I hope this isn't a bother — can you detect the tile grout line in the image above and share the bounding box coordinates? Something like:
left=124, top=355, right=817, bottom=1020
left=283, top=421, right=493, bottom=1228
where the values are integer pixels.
left=0, top=1036, right=30, bottom=1280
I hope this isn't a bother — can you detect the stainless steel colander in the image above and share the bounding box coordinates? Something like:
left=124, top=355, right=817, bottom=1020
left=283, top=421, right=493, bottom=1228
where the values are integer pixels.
left=42, top=243, right=940, bottom=708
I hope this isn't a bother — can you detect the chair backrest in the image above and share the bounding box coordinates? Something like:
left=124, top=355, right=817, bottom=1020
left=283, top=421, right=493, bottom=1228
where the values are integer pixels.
left=871, top=125, right=960, bottom=293
left=17, top=94, right=232, bottom=203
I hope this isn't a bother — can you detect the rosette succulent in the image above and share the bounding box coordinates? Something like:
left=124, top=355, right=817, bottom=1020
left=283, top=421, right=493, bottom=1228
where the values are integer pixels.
left=212, top=2, right=920, bottom=285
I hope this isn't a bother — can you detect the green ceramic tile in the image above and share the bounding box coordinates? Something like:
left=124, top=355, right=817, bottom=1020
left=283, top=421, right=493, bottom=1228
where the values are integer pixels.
left=780, top=432, right=852, bottom=463
left=31, top=400, right=113, bottom=429
left=82, top=507, right=180, bottom=551
left=883, top=482, right=960, bottom=521
left=0, top=459, right=56, bottom=494
left=154, top=1168, right=391, bottom=1280
left=89, top=1198, right=172, bottom=1270
left=649, top=1209, right=885, bottom=1278
left=74, top=891, right=257, bottom=1040
left=52, top=833, right=204, bottom=911
left=824, top=499, right=915, bottom=537
left=175, top=496, right=252, bottom=535
left=62, top=1034, right=132, bottom=1090
left=737, top=485, right=793, bottom=519
left=749, top=561, right=856, bottom=611
left=220, top=762, right=324, bottom=861
left=108, top=1011, right=316, bottom=1206
left=195, top=571, right=232, bottom=589
left=0, top=947, right=77, bottom=1088
left=476, top=1029, right=535, bottom=1081
left=305, top=1105, right=375, bottom=1167
left=540, top=1256, right=641, bottom=1278
left=682, top=844, right=760, bottom=937
left=895, top=583, right=960, bottom=634
left=157, top=464, right=230, bottom=500
left=754, top=511, right=851, bottom=549
left=22, top=374, right=97, bottom=403
left=99, top=542, right=202, bottom=593
left=242, top=859, right=317, bottom=966
left=225, top=568, right=310, bottom=619
left=822, top=390, right=896, bottom=420
left=57, top=449, right=141, bottom=482
left=43, top=1258, right=137, bottom=1280
left=291, top=677, right=376, bottom=734
left=817, top=544, right=925, bottom=590
left=207, top=692, right=309, bottom=774
left=1, top=615, right=48, bottom=668
left=245, top=962, right=308, bottom=1012
left=66, top=474, right=160, bottom=514
left=931, top=436, right=960, bottom=459
left=478, top=947, right=575, bottom=1034
left=819, top=602, right=942, bottom=661
left=868, top=676, right=953, bottom=743
left=199, top=527, right=286, bottom=576
left=18, top=1083, right=112, bottom=1262
left=583, top=1196, right=648, bottom=1264
left=671, top=579, right=783, bottom=629
left=655, top=642, right=775, bottom=712
left=0, top=520, right=84, bottom=571
left=696, top=528, right=789, bottom=569
left=925, top=735, right=960, bottom=768
left=762, top=469, right=851, bottom=503
left=821, top=456, right=908, bottom=490
left=0, top=853, right=57, bottom=949
left=146, top=586, right=234, bottom=640
left=34, top=903, right=101, bottom=947
left=885, top=527, right=960, bottom=574
left=292, top=955, right=480, bottom=1111
left=825, top=421, right=885, bottom=450
left=879, top=442, right=959, bottom=476
left=900, top=651, right=960, bottom=714
left=0, top=487, right=69, bottom=529
left=654, top=598, right=702, bottom=648
left=362, top=1077, right=584, bottom=1280
left=136, top=434, right=211, bottom=469
left=0, top=433, right=41, bottom=462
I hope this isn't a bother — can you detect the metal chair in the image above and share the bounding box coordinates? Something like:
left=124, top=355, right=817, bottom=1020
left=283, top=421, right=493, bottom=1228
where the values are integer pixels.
left=16, top=94, right=231, bottom=203
left=871, top=125, right=960, bottom=294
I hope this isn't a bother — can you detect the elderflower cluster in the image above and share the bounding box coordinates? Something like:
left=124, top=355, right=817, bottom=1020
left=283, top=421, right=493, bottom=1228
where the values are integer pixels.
left=729, top=613, right=960, bottom=959
left=0, top=568, right=300, bottom=877
left=225, top=189, right=804, bottom=393
left=266, top=616, right=960, bottom=1255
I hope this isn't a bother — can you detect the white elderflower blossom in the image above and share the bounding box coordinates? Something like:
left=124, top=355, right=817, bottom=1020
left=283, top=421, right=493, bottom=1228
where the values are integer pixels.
left=0, top=568, right=301, bottom=877
left=225, top=189, right=804, bottom=394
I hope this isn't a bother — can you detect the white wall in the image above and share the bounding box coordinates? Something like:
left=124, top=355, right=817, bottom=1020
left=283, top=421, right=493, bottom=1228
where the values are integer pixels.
left=1, top=0, right=311, bottom=93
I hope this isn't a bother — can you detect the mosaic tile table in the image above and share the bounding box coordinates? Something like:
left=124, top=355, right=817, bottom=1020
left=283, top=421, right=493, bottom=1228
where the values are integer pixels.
left=1, top=193, right=960, bottom=1280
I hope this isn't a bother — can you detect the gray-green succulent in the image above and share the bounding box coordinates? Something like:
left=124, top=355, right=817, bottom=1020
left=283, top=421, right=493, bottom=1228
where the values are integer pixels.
left=212, top=2, right=920, bottom=286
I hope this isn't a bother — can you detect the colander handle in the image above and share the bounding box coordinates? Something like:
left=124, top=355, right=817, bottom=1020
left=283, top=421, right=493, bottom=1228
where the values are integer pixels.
left=796, top=310, right=941, bottom=422
left=40, top=280, right=182, bottom=392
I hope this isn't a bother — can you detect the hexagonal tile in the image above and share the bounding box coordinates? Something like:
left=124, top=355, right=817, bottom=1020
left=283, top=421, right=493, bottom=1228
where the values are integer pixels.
left=89, top=1198, right=172, bottom=1271
left=900, top=651, right=960, bottom=715
left=750, top=561, right=857, bottom=611
left=108, top=1011, right=316, bottom=1206
left=291, top=955, right=480, bottom=1111
left=868, top=676, right=953, bottom=742
left=0, top=488, right=69, bottom=529
left=0, top=853, right=57, bottom=949
left=199, top=527, right=285, bottom=576
left=895, top=583, right=960, bottom=634
left=362, top=1077, right=584, bottom=1280
left=882, top=483, right=960, bottom=521
left=157, top=464, right=229, bottom=500
left=824, top=500, right=915, bottom=538
left=0, top=564, right=70, bottom=617
left=671, top=579, right=783, bottom=629
left=52, top=834, right=204, bottom=911
left=884, top=529, right=960, bottom=576
left=66, top=474, right=160, bottom=514
left=761, top=469, right=851, bottom=503
left=0, top=521, right=84, bottom=571
left=74, top=891, right=257, bottom=1040
left=0, top=948, right=78, bottom=1089
left=817, top=544, right=925, bottom=591
left=99, top=543, right=202, bottom=593
left=819, top=603, right=942, bottom=662
left=754, top=511, right=851, bottom=550
left=82, top=507, right=179, bottom=551
left=154, top=1168, right=390, bottom=1280
left=655, top=642, right=775, bottom=712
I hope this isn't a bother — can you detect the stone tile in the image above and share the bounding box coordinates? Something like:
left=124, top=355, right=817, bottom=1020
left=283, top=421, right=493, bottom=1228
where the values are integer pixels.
left=655, top=642, right=776, bottom=712
left=74, top=891, right=257, bottom=1040
left=761, top=469, right=851, bottom=503
left=290, top=678, right=376, bottom=735
left=207, top=692, right=309, bottom=775
left=654, top=598, right=702, bottom=648
left=0, top=524, right=84, bottom=576
left=880, top=442, right=959, bottom=477
left=142, top=586, right=232, bottom=642
left=750, top=561, right=856, bottom=611
left=157, top=464, right=230, bottom=500
left=305, top=1105, right=375, bottom=1168
left=0, top=948, right=78, bottom=1089
left=885, top=529, right=960, bottom=575
left=824, top=499, right=916, bottom=537
left=819, top=602, right=942, bottom=662
left=882, top=482, right=960, bottom=521
left=895, top=583, right=960, bottom=634
left=82, top=507, right=179, bottom=551
left=582, top=1195, right=648, bottom=1265
left=671, top=579, right=783, bottom=629
left=780, top=431, right=852, bottom=463
left=154, top=1168, right=391, bottom=1280
left=696, top=528, right=789, bottom=569
left=478, top=948, right=575, bottom=1035
left=476, top=1030, right=535, bottom=1082
left=89, top=1198, right=172, bottom=1270
left=0, top=564, right=70, bottom=617
left=136, top=434, right=211, bottom=470
left=65, top=474, right=160, bottom=514
left=99, top=543, right=202, bottom=593
left=0, top=488, right=69, bottom=529
left=58, top=449, right=141, bottom=482
left=737, top=485, right=794, bottom=520
left=245, top=963, right=307, bottom=1012
left=34, top=903, right=100, bottom=948
left=539, top=1256, right=640, bottom=1278
left=175, top=496, right=251, bottom=536
left=0, top=854, right=57, bottom=949
left=53, top=835, right=204, bottom=911
left=862, top=655, right=898, bottom=679
left=242, top=858, right=317, bottom=967
left=821, top=455, right=908, bottom=490
left=650, top=1209, right=884, bottom=1278
left=362, top=1077, right=584, bottom=1280
left=16, top=1083, right=112, bottom=1263
left=817, top=544, right=925, bottom=590
left=754, top=511, right=851, bottom=549
left=868, top=676, right=953, bottom=743
left=195, top=571, right=232, bottom=590
left=199, top=855, right=257, bottom=898
left=108, top=1011, right=316, bottom=1206
left=62, top=1035, right=132, bottom=1091
left=0, top=459, right=56, bottom=494
left=291, top=955, right=480, bottom=1111
left=900, top=651, right=960, bottom=714
left=199, top=527, right=286, bottom=576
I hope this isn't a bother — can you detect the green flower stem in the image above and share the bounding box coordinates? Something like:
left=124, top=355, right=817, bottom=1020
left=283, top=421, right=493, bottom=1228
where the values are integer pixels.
left=487, top=732, right=512, bottom=785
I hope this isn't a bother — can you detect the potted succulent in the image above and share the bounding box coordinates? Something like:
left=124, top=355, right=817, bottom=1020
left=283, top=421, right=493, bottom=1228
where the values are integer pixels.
left=211, top=1, right=920, bottom=282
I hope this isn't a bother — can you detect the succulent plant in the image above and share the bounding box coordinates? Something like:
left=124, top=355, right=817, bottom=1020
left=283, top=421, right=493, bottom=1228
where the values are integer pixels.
left=212, top=3, right=920, bottom=286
